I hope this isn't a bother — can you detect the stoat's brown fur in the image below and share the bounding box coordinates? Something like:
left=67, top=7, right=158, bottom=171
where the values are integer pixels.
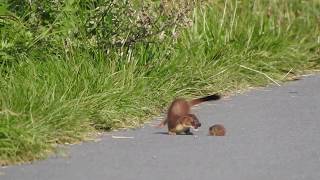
left=167, top=114, right=200, bottom=135
left=208, top=124, right=226, bottom=136
left=157, top=94, right=221, bottom=135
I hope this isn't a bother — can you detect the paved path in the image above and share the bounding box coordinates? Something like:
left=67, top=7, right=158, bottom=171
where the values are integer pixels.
left=2, top=75, right=320, bottom=180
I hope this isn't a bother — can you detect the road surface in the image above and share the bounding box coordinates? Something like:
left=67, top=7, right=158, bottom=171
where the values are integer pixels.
left=2, top=75, right=320, bottom=180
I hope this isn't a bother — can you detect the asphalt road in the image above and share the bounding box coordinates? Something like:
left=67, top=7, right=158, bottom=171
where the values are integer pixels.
left=2, top=75, right=320, bottom=180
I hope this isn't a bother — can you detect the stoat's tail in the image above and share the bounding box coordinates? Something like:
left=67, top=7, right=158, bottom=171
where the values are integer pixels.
left=189, top=94, right=221, bottom=106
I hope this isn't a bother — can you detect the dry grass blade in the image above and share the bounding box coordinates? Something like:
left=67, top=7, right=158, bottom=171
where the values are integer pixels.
left=240, top=65, right=281, bottom=86
left=111, top=136, right=134, bottom=139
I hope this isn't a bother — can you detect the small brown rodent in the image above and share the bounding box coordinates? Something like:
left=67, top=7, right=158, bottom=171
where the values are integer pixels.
left=208, top=124, right=226, bottom=136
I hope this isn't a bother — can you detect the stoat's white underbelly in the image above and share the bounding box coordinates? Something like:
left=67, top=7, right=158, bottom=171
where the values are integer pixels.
left=175, top=124, right=189, bottom=133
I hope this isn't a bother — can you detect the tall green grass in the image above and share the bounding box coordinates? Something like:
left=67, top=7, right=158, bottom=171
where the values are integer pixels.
left=1, top=0, right=320, bottom=165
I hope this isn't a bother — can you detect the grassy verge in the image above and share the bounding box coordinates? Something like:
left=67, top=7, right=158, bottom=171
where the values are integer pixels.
left=1, top=0, right=320, bottom=165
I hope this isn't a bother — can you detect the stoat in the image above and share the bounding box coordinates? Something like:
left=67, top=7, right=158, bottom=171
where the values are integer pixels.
left=157, top=94, right=221, bottom=135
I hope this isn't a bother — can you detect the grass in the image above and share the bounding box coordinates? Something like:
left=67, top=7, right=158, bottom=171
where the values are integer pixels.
left=1, top=0, right=320, bottom=165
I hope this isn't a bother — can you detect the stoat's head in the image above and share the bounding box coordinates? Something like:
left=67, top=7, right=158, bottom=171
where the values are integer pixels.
left=191, top=115, right=201, bottom=129
left=180, top=115, right=201, bottom=129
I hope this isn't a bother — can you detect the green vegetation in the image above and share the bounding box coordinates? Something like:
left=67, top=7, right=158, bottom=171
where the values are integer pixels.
left=1, top=0, right=319, bottom=165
